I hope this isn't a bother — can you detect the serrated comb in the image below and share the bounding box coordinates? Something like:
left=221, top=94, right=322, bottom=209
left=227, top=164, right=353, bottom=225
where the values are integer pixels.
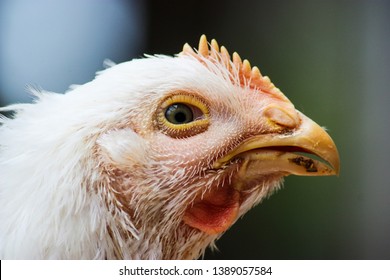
left=181, top=35, right=287, bottom=101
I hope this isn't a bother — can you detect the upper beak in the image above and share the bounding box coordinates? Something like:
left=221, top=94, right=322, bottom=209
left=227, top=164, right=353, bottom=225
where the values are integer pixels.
left=213, top=111, right=340, bottom=176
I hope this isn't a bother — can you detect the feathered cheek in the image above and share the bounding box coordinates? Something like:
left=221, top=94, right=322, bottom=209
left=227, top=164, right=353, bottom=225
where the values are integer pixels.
left=97, top=128, right=149, bottom=168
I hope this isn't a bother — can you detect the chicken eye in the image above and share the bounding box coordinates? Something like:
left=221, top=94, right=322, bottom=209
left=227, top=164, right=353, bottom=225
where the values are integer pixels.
left=165, top=103, right=193, bottom=124
left=157, top=93, right=210, bottom=138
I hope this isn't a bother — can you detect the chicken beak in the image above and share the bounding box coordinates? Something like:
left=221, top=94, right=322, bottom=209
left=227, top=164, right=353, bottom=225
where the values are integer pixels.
left=213, top=111, right=340, bottom=176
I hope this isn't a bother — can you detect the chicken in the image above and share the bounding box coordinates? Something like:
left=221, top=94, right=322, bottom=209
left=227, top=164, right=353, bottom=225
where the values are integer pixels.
left=0, top=35, right=339, bottom=259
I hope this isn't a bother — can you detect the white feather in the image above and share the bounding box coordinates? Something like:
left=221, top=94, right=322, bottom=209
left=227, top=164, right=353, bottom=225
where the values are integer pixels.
left=0, top=53, right=278, bottom=259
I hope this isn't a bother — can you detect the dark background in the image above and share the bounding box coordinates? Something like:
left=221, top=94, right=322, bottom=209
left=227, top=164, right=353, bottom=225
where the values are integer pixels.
left=1, top=0, right=389, bottom=259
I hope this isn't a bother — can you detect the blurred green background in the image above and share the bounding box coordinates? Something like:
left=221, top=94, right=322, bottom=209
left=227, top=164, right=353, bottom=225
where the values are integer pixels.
left=1, top=0, right=389, bottom=259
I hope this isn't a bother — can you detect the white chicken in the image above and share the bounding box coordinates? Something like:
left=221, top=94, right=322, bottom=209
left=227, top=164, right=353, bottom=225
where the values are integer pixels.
left=0, top=35, right=339, bottom=259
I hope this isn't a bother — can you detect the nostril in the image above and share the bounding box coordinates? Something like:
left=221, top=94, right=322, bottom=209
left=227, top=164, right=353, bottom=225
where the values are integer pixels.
left=264, top=106, right=299, bottom=128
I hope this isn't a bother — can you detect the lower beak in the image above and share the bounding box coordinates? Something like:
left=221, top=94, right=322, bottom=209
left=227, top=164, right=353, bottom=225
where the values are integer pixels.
left=213, top=111, right=340, bottom=176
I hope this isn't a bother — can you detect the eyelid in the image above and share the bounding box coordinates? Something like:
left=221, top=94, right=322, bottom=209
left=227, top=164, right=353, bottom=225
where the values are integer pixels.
left=161, top=94, right=209, bottom=117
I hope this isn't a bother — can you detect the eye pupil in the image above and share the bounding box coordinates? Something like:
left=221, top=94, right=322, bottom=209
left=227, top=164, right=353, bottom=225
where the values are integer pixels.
left=165, top=103, right=194, bottom=124
left=174, top=111, right=187, bottom=123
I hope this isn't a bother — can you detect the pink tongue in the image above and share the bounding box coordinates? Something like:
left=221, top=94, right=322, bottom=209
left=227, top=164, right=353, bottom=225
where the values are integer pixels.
left=183, top=186, right=240, bottom=235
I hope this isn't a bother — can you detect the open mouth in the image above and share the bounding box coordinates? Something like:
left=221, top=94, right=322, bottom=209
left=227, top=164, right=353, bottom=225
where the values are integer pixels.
left=182, top=147, right=332, bottom=236
left=183, top=112, right=340, bottom=235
